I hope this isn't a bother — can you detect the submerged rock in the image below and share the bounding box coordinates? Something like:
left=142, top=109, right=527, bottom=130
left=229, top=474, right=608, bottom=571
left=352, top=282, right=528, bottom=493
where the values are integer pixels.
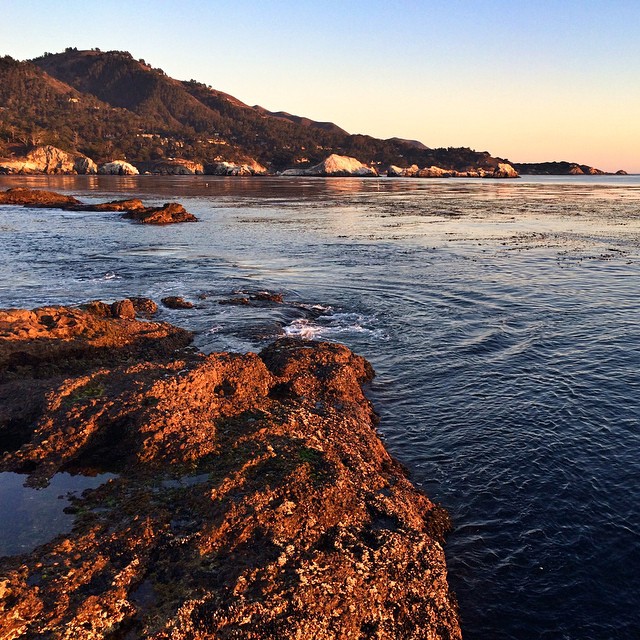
left=0, top=306, right=461, bottom=639
left=76, top=198, right=146, bottom=212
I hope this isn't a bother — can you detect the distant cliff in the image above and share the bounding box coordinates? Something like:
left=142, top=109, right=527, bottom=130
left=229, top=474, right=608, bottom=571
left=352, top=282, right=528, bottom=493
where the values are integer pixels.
left=513, top=161, right=625, bottom=176
left=0, top=48, right=616, bottom=176
left=0, top=48, right=509, bottom=173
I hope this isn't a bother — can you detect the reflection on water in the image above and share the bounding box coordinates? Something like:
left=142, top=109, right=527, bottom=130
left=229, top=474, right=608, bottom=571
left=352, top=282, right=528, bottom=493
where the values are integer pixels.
left=1, top=175, right=639, bottom=638
left=0, top=472, right=116, bottom=557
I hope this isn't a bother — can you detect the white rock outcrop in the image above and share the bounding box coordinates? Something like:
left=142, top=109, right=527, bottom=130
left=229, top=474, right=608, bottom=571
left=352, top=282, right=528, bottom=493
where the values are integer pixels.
left=283, top=154, right=377, bottom=177
left=206, top=159, right=267, bottom=176
left=492, top=163, right=519, bottom=178
left=98, top=160, right=140, bottom=176
left=0, top=145, right=97, bottom=174
left=417, top=166, right=452, bottom=178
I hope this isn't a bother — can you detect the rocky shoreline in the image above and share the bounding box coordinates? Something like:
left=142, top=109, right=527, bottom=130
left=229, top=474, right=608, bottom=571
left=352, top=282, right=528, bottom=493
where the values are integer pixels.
left=0, top=301, right=461, bottom=639
left=1, top=145, right=520, bottom=180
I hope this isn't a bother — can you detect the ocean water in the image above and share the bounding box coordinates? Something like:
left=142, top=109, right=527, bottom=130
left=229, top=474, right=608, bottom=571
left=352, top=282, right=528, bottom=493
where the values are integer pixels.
left=1, top=174, right=639, bottom=638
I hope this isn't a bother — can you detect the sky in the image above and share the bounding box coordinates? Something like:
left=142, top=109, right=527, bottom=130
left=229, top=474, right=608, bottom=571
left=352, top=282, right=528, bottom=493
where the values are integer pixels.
left=1, top=0, right=639, bottom=172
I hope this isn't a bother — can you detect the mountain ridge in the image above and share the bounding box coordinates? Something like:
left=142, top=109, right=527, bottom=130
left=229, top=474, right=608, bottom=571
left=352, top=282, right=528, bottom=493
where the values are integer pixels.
left=0, top=47, right=617, bottom=175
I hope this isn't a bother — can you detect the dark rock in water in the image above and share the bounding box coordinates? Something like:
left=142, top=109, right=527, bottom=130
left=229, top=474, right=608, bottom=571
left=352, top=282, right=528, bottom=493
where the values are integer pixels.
left=0, top=305, right=461, bottom=639
left=122, top=202, right=197, bottom=225
left=0, top=189, right=198, bottom=224
left=219, top=291, right=284, bottom=306
left=129, top=297, right=159, bottom=317
left=0, top=187, right=80, bottom=207
left=161, top=296, right=194, bottom=310
left=616, top=169, right=628, bottom=175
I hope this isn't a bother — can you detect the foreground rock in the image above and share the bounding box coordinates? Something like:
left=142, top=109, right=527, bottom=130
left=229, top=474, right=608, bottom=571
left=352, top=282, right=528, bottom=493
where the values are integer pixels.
left=0, top=189, right=198, bottom=224
left=0, top=304, right=461, bottom=640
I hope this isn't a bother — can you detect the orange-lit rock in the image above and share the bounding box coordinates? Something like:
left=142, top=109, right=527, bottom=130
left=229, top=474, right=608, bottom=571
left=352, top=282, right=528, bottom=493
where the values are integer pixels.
left=0, top=304, right=461, bottom=639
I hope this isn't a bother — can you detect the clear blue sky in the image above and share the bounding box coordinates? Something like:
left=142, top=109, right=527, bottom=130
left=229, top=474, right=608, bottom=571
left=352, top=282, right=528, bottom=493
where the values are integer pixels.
left=2, top=0, right=639, bottom=171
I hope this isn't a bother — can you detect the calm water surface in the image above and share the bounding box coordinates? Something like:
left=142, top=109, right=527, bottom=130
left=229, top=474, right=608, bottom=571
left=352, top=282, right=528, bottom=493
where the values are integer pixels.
left=1, top=174, right=639, bottom=639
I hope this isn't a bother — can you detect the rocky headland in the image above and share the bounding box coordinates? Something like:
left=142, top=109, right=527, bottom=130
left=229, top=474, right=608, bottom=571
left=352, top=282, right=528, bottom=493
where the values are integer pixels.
left=0, top=301, right=461, bottom=639
left=0, top=188, right=197, bottom=224
left=511, top=161, right=626, bottom=176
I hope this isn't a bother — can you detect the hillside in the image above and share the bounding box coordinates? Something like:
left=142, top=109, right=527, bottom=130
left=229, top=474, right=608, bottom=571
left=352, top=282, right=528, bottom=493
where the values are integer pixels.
left=0, top=47, right=510, bottom=172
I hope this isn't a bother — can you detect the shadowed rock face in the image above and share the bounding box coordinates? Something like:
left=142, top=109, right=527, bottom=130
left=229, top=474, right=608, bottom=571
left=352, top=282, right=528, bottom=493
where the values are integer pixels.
left=0, top=305, right=461, bottom=640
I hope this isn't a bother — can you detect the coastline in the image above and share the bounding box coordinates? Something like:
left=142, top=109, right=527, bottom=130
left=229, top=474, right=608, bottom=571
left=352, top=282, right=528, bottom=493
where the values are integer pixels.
left=0, top=302, right=461, bottom=639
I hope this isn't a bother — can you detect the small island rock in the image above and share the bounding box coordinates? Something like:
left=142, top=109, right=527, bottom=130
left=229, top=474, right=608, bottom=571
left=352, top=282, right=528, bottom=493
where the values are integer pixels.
left=98, top=160, right=140, bottom=175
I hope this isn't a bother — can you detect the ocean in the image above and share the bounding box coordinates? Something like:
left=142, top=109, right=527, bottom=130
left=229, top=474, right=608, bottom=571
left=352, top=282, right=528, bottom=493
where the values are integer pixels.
left=1, top=174, right=639, bottom=638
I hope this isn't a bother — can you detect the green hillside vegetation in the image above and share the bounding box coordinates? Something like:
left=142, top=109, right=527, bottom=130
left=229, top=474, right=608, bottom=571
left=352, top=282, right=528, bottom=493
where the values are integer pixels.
left=1, top=48, right=507, bottom=171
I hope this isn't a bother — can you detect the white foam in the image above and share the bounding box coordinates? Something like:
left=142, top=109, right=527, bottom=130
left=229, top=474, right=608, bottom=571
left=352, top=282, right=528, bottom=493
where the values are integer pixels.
left=283, top=312, right=388, bottom=341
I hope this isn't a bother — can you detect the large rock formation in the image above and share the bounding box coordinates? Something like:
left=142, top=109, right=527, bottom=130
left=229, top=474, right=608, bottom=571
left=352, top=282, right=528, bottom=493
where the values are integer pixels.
left=98, top=160, right=140, bottom=175
left=151, top=159, right=204, bottom=175
left=0, top=145, right=97, bottom=175
left=492, top=162, right=519, bottom=178
left=204, top=159, right=267, bottom=176
left=283, top=154, right=378, bottom=177
left=0, top=304, right=461, bottom=640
